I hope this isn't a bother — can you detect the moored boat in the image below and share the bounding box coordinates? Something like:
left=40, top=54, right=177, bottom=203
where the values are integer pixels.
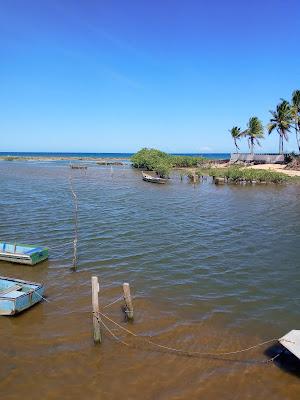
left=142, top=171, right=167, bottom=184
left=0, top=276, right=45, bottom=315
left=0, top=242, right=48, bottom=265
left=70, top=164, right=87, bottom=169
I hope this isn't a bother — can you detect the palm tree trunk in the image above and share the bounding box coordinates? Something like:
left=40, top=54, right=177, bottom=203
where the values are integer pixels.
left=296, top=124, right=300, bottom=153
left=279, top=135, right=281, bottom=154
left=251, top=138, right=254, bottom=155
left=279, top=135, right=284, bottom=154
left=234, top=139, right=239, bottom=153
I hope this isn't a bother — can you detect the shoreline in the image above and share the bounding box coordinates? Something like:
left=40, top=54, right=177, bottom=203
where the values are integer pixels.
left=2, top=155, right=300, bottom=177
left=0, top=155, right=130, bottom=163
left=211, top=162, right=300, bottom=177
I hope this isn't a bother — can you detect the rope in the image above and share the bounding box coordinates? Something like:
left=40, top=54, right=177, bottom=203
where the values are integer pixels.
left=103, top=296, right=124, bottom=309
left=100, top=316, right=130, bottom=347
left=98, top=311, right=279, bottom=363
left=34, top=291, right=51, bottom=303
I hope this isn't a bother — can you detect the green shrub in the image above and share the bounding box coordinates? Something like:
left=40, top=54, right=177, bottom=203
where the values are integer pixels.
left=170, top=155, right=207, bottom=168
left=131, top=148, right=208, bottom=177
left=3, top=156, right=17, bottom=161
left=131, top=148, right=172, bottom=177
left=196, top=166, right=289, bottom=184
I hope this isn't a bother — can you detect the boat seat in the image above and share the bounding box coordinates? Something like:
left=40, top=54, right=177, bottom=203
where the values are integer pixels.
left=0, top=285, right=22, bottom=295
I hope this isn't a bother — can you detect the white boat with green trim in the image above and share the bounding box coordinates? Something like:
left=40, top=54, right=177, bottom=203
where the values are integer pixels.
left=0, top=242, right=48, bottom=265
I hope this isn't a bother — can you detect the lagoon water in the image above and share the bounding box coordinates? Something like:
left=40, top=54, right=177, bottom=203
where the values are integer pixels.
left=0, top=161, right=300, bottom=399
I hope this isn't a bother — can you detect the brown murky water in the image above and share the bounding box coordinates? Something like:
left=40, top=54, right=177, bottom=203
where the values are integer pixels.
left=0, top=161, right=300, bottom=399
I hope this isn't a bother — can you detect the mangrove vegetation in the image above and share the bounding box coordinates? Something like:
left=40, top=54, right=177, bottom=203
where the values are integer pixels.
left=131, top=148, right=208, bottom=177
left=196, top=166, right=290, bottom=184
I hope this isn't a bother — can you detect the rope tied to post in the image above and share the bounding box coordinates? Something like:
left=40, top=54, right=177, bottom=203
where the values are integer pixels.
left=95, top=310, right=280, bottom=364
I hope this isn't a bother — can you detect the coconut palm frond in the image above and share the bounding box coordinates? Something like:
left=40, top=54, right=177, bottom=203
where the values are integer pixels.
left=267, top=122, right=277, bottom=134
left=247, top=116, right=264, bottom=139
left=229, top=126, right=241, bottom=138
left=268, top=99, right=293, bottom=154
left=292, top=90, right=300, bottom=111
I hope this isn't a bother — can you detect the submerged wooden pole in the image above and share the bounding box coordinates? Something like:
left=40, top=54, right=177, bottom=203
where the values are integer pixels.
left=91, top=276, right=102, bottom=343
left=123, top=282, right=134, bottom=320
left=69, top=176, right=78, bottom=270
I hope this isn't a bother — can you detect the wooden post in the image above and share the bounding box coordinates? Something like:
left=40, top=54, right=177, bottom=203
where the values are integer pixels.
left=91, top=276, right=101, bottom=343
left=123, top=282, right=134, bottom=320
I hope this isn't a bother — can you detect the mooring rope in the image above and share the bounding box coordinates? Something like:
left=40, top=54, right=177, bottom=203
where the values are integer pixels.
left=31, top=289, right=283, bottom=364
left=103, top=296, right=124, bottom=309
left=100, top=316, right=130, bottom=347
left=97, top=311, right=280, bottom=363
left=34, top=291, right=51, bottom=303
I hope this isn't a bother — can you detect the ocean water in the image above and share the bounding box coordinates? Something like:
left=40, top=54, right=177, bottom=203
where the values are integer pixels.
left=0, top=152, right=230, bottom=160
left=0, top=162, right=299, bottom=400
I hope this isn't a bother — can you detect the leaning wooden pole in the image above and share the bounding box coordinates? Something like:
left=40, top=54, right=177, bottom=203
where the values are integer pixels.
left=69, top=176, right=78, bottom=270
left=123, top=282, right=134, bottom=320
left=91, top=276, right=102, bottom=343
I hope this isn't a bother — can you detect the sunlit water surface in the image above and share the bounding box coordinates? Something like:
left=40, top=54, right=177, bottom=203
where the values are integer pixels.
left=0, top=162, right=300, bottom=399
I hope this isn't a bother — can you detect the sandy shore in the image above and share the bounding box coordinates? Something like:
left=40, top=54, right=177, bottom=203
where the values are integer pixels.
left=203, top=161, right=300, bottom=177
left=246, top=164, right=300, bottom=177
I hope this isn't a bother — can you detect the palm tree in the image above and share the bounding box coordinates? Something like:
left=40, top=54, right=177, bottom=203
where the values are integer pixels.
left=243, top=117, right=264, bottom=154
left=229, top=126, right=242, bottom=153
left=267, top=100, right=292, bottom=154
left=291, top=90, right=300, bottom=152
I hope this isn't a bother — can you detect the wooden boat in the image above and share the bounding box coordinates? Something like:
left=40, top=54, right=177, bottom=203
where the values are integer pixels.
left=142, top=171, right=167, bottom=184
left=0, top=276, right=45, bottom=315
left=0, top=242, right=48, bottom=265
left=70, top=164, right=87, bottom=169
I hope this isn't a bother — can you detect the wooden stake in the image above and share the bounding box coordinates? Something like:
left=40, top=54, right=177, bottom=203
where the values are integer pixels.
left=91, top=276, right=102, bottom=343
left=69, top=176, right=78, bottom=270
left=123, top=282, right=134, bottom=320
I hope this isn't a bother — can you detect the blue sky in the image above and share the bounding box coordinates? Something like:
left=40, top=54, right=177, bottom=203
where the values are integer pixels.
left=1, top=0, right=300, bottom=153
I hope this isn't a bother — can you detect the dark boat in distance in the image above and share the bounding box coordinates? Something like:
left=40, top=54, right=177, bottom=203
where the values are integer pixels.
left=142, top=171, right=168, bottom=184
left=70, top=164, right=87, bottom=170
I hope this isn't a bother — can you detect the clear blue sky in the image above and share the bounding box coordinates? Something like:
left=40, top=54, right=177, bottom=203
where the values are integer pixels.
left=1, top=0, right=300, bottom=153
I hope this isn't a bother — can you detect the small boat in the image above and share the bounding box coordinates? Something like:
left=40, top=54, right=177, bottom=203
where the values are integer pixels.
left=279, top=330, right=300, bottom=360
left=0, top=276, right=45, bottom=315
left=0, top=242, right=48, bottom=265
left=70, top=164, right=87, bottom=169
left=142, top=171, right=167, bottom=184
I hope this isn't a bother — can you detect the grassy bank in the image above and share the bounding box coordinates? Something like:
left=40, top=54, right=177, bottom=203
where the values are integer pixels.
left=131, top=148, right=209, bottom=177
left=195, top=166, right=292, bottom=184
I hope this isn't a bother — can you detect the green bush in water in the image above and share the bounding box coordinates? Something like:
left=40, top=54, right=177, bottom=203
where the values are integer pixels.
left=3, top=156, right=17, bottom=161
left=131, top=148, right=208, bottom=177
left=196, top=166, right=289, bottom=183
left=131, top=148, right=172, bottom=177
left=170, top=155, right=207, bottom=167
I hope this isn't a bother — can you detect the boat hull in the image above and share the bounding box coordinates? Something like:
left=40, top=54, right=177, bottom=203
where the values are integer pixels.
left=0, top=276, right=44, bottom=315
left=0, top=243, right=48, bottom=265
left=142, top=172, right=167, bottom=184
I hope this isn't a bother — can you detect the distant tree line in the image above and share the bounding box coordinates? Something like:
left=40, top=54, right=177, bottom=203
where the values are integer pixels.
left=230, top=89, right=300, bottom=154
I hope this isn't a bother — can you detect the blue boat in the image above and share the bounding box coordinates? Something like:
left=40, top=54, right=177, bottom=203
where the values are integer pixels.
left=0, top=242, right=48, bottom=265
left=0, top=276, right=45, bottom=315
